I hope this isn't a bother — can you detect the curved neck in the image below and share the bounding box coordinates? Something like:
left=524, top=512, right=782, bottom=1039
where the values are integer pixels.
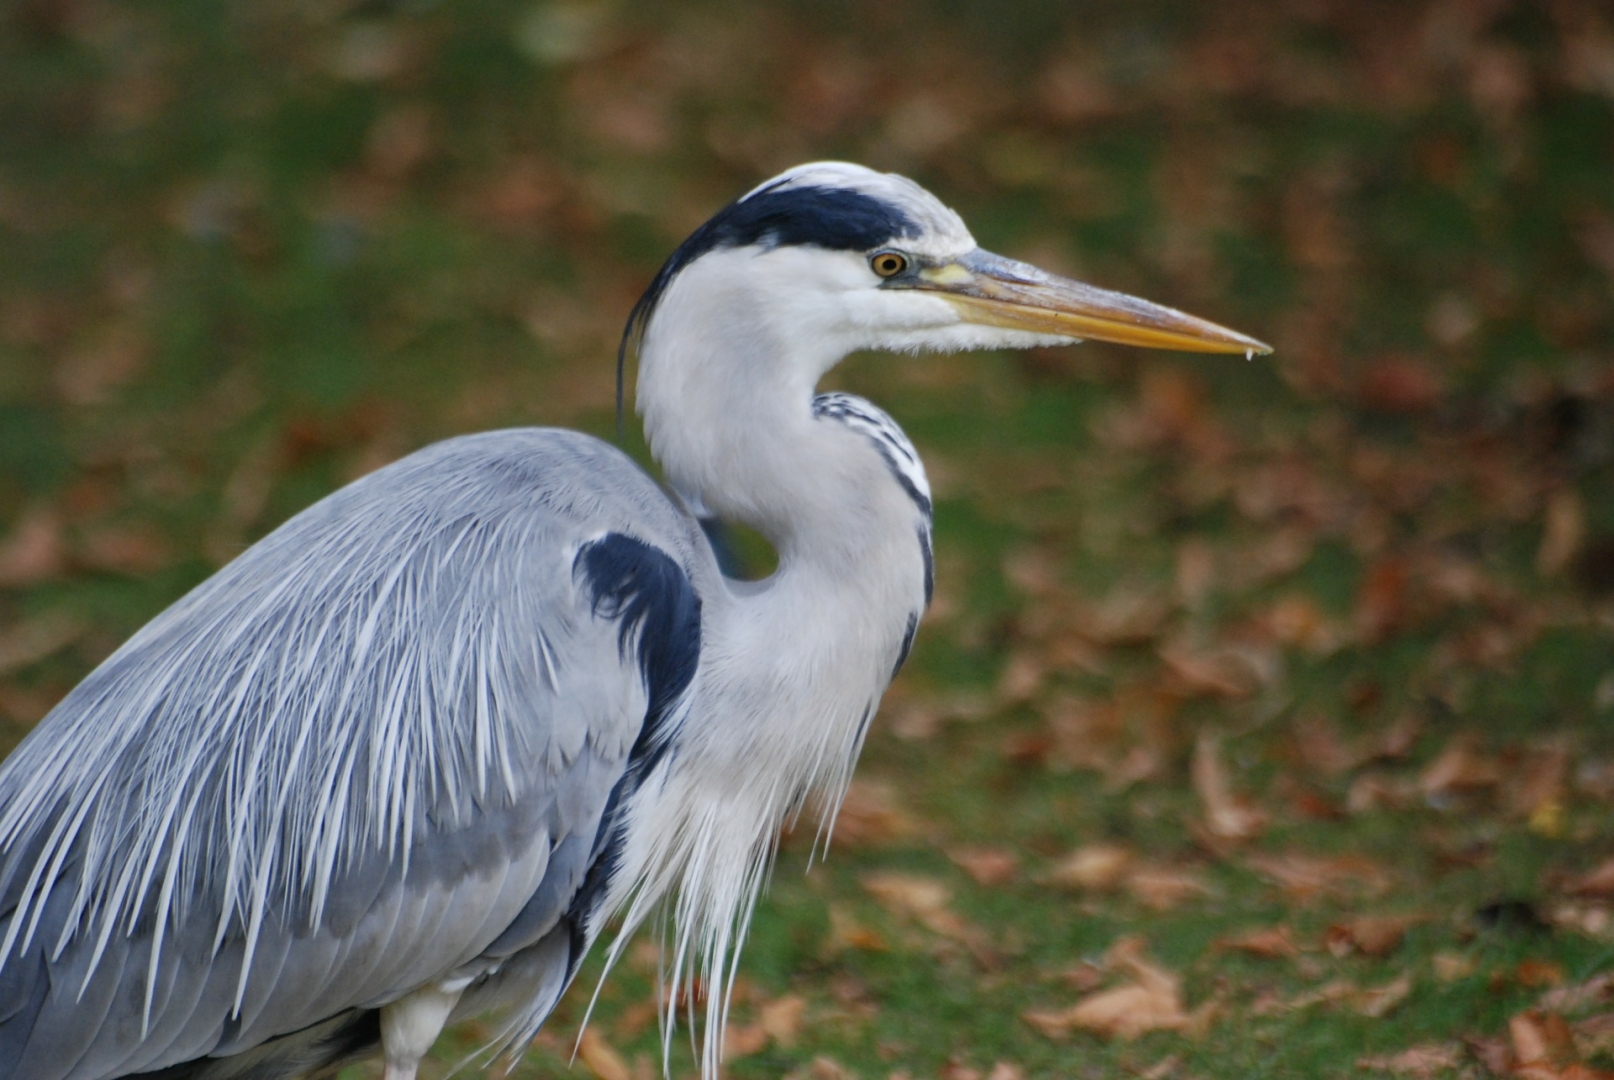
left=636, top=252, right=870, bottom=564
left=613, top=253, right=934, bottom=1080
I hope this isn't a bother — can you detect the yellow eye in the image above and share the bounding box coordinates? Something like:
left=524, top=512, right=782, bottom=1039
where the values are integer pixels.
left=870, top=251, right=908, bottom=278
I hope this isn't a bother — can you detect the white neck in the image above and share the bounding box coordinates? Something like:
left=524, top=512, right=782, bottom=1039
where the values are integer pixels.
left=600, top=246, right=930, bottom=1075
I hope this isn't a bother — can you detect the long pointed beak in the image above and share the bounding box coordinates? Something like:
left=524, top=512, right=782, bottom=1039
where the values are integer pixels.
left=915, top=250, right=1272, bottom=355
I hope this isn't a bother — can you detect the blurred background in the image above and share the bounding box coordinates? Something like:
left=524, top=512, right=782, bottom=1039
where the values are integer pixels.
left=2, top=1, right=1613, bottom=1077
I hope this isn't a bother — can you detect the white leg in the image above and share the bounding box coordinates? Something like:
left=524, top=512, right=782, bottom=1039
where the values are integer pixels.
left=380, top=982, right=462, bottom=1080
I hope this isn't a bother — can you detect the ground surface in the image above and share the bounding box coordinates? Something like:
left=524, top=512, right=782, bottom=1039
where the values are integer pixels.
left=2, top=2, right=1613, bottom=1078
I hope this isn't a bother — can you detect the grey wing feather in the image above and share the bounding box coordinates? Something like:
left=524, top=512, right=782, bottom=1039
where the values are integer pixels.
left=0, top=429, right=706, bottom=1079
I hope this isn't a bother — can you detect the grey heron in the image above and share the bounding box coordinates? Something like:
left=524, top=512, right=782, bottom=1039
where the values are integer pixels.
left=0, top=162, right=1269, bottom=1079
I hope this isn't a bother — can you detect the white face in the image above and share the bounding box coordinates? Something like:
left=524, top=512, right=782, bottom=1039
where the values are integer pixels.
left=713, top=243, right=1082, bottom=368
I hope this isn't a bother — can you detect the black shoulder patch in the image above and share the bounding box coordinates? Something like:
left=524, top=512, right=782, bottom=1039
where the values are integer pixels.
left=566, top=533, right=702, bottom=949
left=575, top=533, right=702, bottom=784
left=617, top=184, right=921, bottom=427
left=892, top=611, right=920, bottom=680
left=918, top=525, right=934, bottom=607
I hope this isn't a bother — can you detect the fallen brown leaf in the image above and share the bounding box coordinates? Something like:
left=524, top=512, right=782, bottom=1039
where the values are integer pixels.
left=1043, top=844, right=1134, bottom=892
left=1516, top=960, right=1567, bottom=989
left=761, top=993, right=806, bottom=1048
left=824, top=904, right=887, bottom=953
left=1574, top=1012, right=1614, bottom=1060
left=995, top=650, right=1045, bottom=704
left=1160, top=641, right=1269, bottom=699
left=1544, top=901, right=1614, bottom=941
left=1022, top=938, right=1195, bottom=1041
left=75, top=521, right=171, bottom=575
left=1326, top=915, right=1420, bottom=958
left=828, top=778, right=920, bottom=847
left=577, top=1027, right=632, bottom=1080
left=1292, top=713, right=1361, bottom=776
left=1355, top=1042, right=1462, bottom=1077
left=1565, top=860, right=1614, bottom=899
left=1538, top=974, right=1614, bottom=1015
left=723, top=1020, right=770, bottom=1059
left=1432, top=951, right=1477, bottom=982
left=785, top=1056, right=856, bottom=1080
left=1212, top=925, right=1300, bottom=960
left=1193, top=733, right=1267, bottom=841
left=1247, top=851, right=1393, bottom=902
left=1507, top=740, right=1570, bottom=821
left=0, top=506, right=65, bottom=586
left=1358, top=973, right=1413, bottom=1018
left=1075, top=588, right=1173, bottom=647
left=1070, top=981, right=1190, bottom=1040
left=1511, top=1010, right=1578, bottom=1069
left=1125, top=865, right=1214, bottom=911
left=949, top=846, right=1020, bottom=887
left=0, top=612, right=83, bottom=678
left=1137, top=1054, right=1181, bottom=1080
left=1539, top=488, right=1586, bottom=577
left=1359, top=354, right=1446, bottom=413
left=1355, top=555, right=1410, bottom=642
left=1347, top=772, right=1420, bottom=814
left=860, top=872, right=991, bottom=958
left=1420, top=735, right=1503, bottom=799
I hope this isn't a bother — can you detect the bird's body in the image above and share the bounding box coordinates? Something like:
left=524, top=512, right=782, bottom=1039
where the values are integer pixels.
left=0, top=164, right=1267, bottom=1079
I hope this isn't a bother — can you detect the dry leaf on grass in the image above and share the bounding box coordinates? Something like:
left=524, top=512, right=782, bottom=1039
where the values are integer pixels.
left=724, top=993, right=806, bottom=1058
left=784, top=1055, right=857, bottom=1080
left=1292, top=713, right=1361, bottom=776
left=1566, top=860, right=1614, bottom=899
left=0, top=506, right=65, bottom=586
left=1356, top=1043, right=1463, bottom=1077
left=0, top=612, right=83, bottom=678
left=1024, top=981, right=1188, bottom=1041
left=825, top=778, right=921, bottom=847
left=1347, top=772, right=1421, bottom=814
left=577, top=1027, right=632, bottom=1080
left=1433, top=951, right=1477, bottom=982
left=1516, top=960, right=1568, bottom=989
left=1539, top=488, right=1586, bottom=577
left=1161, top=640, right=1278, bottom=699
left=1193, top=734, right=1268, bottom=841
left=1326, top=914, right=1422, bottom=958
left=1259, top=975, right=1411, bottom=1018
left=762, top=994, right=806, bottom=1047
left=824, top=903, right=887, bottom=953
left=1075, top=588, right=1174, bottom=647
left=74, top=521, right=172, bottom=575
left=1511, top=1010, right=1579, bottom=1071
left=1212, top=925, right=1300, bottom=960
left=1126, top=865, right=1214, bottom=911
left=1538, top=974, right=1614, bottom=1015
left=860, top=872, right=991, bottom=958
left=1544, top=901, right=1614, bottom=941
left=1574, top=1013, right=1614, bottom=1061
left=1358, top=973, right=1414, bottom=1018
left=1023, top=937, right=1211, bottom=1042
left=1507, top=740, right=1570, bottom=822
left=1246, top=851, right=1393, bottom=904
left=1043, top=844, right=1133, bottom=891
left=1420, top=735, right=1503, bottom=799
left=1042, top=845, right=1212, bottom=911
left=949, top=845, right=1020, bottom=887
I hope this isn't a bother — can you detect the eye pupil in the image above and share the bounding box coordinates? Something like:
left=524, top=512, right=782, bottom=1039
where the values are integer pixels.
left=872, top=252, right=907, bottom=277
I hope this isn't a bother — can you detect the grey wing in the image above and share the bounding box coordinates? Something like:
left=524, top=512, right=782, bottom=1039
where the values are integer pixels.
left=0, top=429, right=705, bottom=1080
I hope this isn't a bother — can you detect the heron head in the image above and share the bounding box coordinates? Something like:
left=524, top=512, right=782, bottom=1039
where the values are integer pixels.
left=622, top=162, right=1270, bottom=412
